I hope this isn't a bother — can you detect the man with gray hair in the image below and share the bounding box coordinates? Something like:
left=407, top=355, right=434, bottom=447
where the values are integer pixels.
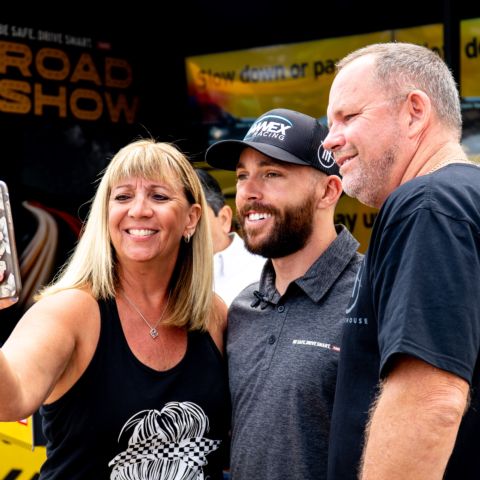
left=323, top=42, right=480, bottom=479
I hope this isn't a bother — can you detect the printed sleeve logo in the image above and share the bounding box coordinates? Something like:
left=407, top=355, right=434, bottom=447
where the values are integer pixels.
left=109, top=401, right=220, bottom=480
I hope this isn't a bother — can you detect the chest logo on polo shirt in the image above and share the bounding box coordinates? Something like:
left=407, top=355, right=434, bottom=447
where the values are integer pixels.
left=109, top=401, right=220, bottom=480
left=292, top=339, right=340, bottom=352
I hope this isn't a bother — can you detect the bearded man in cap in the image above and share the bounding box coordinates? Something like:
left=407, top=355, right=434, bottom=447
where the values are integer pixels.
left=206, top=108, right=363, bottom=480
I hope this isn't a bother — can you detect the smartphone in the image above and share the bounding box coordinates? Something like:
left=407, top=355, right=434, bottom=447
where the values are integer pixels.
left=0, top=181, right=22, bottom=308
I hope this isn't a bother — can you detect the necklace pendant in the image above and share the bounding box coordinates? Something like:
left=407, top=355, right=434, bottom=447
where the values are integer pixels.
left=150, top=328, right=159, bottom=339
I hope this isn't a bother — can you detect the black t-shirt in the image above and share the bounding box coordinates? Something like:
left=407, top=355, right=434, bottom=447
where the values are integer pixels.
left=328, top=163, right=480, bottom=479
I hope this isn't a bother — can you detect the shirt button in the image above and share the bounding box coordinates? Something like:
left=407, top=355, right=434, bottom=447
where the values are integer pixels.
left=268, top=335, right=276, bottom=344
left=277, top=305, right=285, bottom=312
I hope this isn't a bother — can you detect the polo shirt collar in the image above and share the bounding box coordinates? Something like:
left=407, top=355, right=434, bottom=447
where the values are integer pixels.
left=257, top=225, right=359, bottom=304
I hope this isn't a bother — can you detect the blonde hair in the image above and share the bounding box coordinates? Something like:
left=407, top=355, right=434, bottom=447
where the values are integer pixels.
left=38, top=139, right=214, bottom=331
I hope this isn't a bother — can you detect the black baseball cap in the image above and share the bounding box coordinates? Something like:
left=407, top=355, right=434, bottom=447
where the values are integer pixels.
left=205, top=108, right=339, bottom=176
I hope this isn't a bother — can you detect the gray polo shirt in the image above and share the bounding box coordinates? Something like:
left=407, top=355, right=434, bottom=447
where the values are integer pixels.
left=227, top=225, right=363, bottom=480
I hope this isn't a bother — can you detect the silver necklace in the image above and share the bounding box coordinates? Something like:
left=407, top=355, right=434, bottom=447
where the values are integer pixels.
left=122, top=291, right=171, bottom=339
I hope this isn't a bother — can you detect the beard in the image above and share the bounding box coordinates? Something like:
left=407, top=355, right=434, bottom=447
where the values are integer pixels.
left=239, top=194, right=316, bottom=259
left=342, top=146, right=398, bottom=208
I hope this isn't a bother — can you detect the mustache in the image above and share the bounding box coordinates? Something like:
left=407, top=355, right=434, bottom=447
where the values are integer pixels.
left=239, top=202, right=279, bottom=218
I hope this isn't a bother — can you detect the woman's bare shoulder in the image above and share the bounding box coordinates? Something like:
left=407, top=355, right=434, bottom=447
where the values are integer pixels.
left=29, top=288, right=99, bottom=330
left=37, top=287, right=96, bottom=305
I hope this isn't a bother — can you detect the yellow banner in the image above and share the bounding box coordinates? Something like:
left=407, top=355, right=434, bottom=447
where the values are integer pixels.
left=391, top=23, right=443, bottom=50
left=335, top=196, right=378, bottom=253
left=186, top=31, right=390, bottom=120
left=186, top=20, right=480, bottom=120
left=461, top=18, right=480, bottom=97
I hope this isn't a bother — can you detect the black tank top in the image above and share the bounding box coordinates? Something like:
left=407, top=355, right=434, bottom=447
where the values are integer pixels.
left=39, top=298, right=230, bottom=479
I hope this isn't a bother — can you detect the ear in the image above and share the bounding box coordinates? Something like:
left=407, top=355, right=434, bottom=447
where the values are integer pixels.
left=218, top=205, right=233, bottom=234
left=183, top=203, right=202, bottom=237
left=405, top=89, right=431, bottom=138
left=317, top=175, right=343, bottom=209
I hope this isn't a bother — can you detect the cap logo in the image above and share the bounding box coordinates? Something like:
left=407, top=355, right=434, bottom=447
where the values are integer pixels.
left=317, top=141, right=335, bottom=170
left=245, top=114, right=292, bottom=141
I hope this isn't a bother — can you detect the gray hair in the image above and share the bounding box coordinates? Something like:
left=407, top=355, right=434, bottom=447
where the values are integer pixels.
left=337, top=42, right=462, bottom=139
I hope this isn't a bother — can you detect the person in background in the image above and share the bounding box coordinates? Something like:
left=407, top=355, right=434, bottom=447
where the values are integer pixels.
left=195, top=168, right=265, bottom=306
left=323, top=42, right=480, bottom=479
left=206, top=108, right=363, bottom=480
left=0, top=139, right=230, bottom=479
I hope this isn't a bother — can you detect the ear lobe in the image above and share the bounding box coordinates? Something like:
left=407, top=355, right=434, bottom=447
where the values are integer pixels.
left=185, top=203, right=201, bottom=234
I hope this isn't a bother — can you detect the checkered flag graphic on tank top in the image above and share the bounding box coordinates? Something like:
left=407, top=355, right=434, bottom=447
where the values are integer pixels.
left=109, top=402, right=221, bottom=480
left=109, top=435, right=221, bottom=468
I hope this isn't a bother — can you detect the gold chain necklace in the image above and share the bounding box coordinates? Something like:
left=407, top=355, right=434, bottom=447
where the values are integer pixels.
left=122, top=291, right=171, bottom=339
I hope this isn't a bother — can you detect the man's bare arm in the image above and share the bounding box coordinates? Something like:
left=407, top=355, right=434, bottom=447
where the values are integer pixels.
left=361, top=355, right=469, bottom=480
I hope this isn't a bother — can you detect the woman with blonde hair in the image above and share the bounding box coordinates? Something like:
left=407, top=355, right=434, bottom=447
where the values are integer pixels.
left=0, top=139, right=230, bottom=479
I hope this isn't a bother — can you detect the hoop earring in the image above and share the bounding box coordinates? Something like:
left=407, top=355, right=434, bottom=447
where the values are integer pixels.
left=184, top=233, right=191, bottom=243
